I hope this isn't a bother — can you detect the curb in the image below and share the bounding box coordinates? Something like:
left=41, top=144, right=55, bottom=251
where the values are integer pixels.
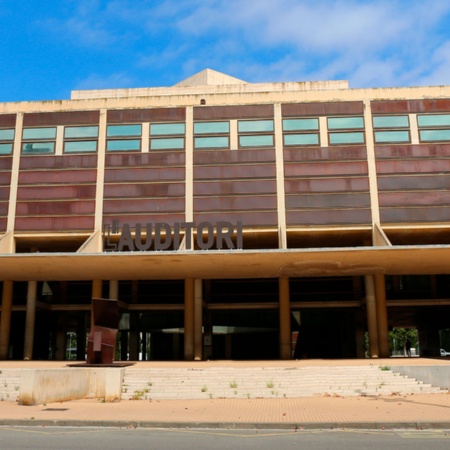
left=1, top=419, right=450, bottom=430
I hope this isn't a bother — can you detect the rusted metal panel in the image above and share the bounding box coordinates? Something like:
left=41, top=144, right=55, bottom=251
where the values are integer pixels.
left=194, top=149, right=275, bottom=165
left=23, top=111, right=100, bottom=126
left=0, top=172, right=11, bottom=185
left=284, top=146, right=367, bottom=162
left=0, top=157, right=13, bottom=170
left=372, top=99, right=450, bottom=114
left=103, top=214, right=185, bottom=228
left=284, top=161, right=368, bottom=177
left=194, top=195, right=277, bottom=211
left=194, top=164, right=276, bottom=180
left=17, top=185, right=97, bottom=200
left=193, top=104, right=274, bottom=120
left=15, top=200, right=95, bottom=215
left=286, top=209, right=371, bottom=226
left=381, top=206, right=450, bottom=223
left=18, top=170, right=97, bottom=185
left=282, top=101, right=364, bottom=117
left=376, top=144, right=450, bottom=159
left=15, top=216, right=95, bottom=231
left=286, top=193, right=370, bottom=209
left=379, top=191, right=450, bottom=207
left=376, top=159, right=450, bottom=174
left=0, top=202, right=8, bottom=215
left=105, top=152, right=185, bottom=167
left=103, top=198, right=185, bottom=214
left=378, top=175, right=450, bottom=191
left=194, top=211, right=278, bottom=226
left=105, top=167, right=185, bottom=183
left=0, top=114, right=16, bottom=127
left=104, top=183, right=185, bottom=198
left=194, top=180, right=277, bottom=196
left=107, top=108, right=186, bottom=123
left=285, top=177, right=370, bottom=194
left=20, top=155, right=98, bottom=170
left=0, top=188, right=10, bottom=200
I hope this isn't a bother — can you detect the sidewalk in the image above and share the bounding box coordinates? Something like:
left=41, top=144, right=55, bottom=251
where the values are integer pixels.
left=1, top=358, right=449, bottom=430
left=0, top=393, right=449, bottom=429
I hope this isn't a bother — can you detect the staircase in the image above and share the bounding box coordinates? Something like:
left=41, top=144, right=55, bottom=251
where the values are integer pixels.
left=121, top=365, right=447, bottom=400
left=0, top=369, right=21, bottom=402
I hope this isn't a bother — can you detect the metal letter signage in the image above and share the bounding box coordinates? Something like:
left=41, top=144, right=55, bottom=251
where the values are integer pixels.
left=104, top=220, right=243, bottom=252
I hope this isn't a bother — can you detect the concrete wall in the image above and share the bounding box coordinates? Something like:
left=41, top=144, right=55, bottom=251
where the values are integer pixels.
left=19, top=368, right=124, bottom=406
left=391, top=365, right=450, bottom=390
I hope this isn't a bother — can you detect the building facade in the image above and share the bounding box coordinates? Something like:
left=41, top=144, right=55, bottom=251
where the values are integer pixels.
left=1, top=69, right=450, bottom=361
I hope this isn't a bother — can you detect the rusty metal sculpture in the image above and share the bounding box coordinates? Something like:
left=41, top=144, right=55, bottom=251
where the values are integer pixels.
left=86, top=298, right=119, bottom=365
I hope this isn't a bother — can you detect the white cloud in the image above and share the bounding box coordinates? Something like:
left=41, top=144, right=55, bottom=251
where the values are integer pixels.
left=36, top=0, right=450, bottom=88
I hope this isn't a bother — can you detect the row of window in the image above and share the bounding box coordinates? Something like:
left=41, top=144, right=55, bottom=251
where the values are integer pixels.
left=2, top=114, right=450, bottom=155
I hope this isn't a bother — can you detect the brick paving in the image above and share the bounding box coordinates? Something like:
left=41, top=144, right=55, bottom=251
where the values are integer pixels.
left=0, top=358, right=449, bottom=429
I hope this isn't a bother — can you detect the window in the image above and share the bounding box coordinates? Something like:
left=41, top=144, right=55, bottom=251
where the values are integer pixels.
left=107, top=124, right=141, bottom=152
left=150, top=122, right=185, bottom=150
left=373, top=115, right=410, bottom=143
left=0, top=128, right=14, bottom=155
left=22, top=127, right=56, bottom=154
left=327, top=117, right=364, bottom=130
left=64, top=126, right=98, bottom=154
left=107, top=124, right=141, bottom=137
left=283, top=118, right=319, bottom=146
left=23, top=127, right=56, bottom=140
left=22, top=142, right=55, bottom=154
left=238, top=119, right=274, bottom=148
left=64, top=126, right=98, bottom=138
left=327, top=117, right=364, bottom=145
left=329, top=132, right=364, bottom=145
left=418, top=114, right=450, bottom=142
left=194, top=121, right=229, bottom=149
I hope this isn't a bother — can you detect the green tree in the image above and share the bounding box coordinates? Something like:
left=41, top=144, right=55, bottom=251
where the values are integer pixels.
left=389, top=328, right=418, bottom=356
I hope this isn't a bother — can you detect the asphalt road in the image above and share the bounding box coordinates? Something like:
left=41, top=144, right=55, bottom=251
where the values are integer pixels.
left=0, top=427, right=450, bottom=449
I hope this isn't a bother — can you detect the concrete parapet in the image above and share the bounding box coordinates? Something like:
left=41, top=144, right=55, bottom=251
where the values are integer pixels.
left=391, top=365, right=450, bottom=390
left=18, top=368, right=123, bottom=406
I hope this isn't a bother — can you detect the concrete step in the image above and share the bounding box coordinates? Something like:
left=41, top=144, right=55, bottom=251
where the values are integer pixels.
left=121, top=365, right=448, bottom=400
left=0, top=369, right=21, bottom=402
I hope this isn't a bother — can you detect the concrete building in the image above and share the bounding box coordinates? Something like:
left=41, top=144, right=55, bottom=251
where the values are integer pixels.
left=1, top=68, right=450, bottom=361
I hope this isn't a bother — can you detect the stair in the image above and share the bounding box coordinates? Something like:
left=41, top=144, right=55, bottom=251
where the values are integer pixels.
left=0, top=369, right=21, bottom=402
left=121, top=365, right=447, bottom=400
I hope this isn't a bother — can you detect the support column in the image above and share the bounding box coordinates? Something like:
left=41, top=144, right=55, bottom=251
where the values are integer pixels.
left=365, top=275, right=379, bottom=358
left=23, top=281, right=37, bottom=360
left=91, top=279, right=103, bottom=327
left=374, top=274, right=390, bottom=358
left=0, top=281, right=13, bottom=359
left=184, top=278, right=195, bottom=360
left=194, top=279, right=203, bottom=361
left=129, top=281, right=139, bottom=361
left=279, top=277, right=291, bottom=360
left=109, top=280, right=119, bottom=300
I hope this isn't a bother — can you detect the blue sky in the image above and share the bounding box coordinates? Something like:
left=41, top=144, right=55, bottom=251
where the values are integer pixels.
left=1, top=0, right=450, bottom=102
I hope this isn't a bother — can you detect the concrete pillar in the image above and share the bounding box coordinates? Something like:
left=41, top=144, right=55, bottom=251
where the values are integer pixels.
left=129, top=281, right=139, bottom=361
left=0, top=281, right=13, bottom=359
left=194, top=279, right=203, bottom=361
left=184, top=278, right=195, bottom=360
left=365, top=275, right=379, bottom=358
left=109, top=280, right=119, bottom=300
left=279, top=277, right=291, bottom=360
left=91, top=279, right=103, bottom=326
left=374, top=274, right=390, bottom=358
left=23, top=281, right=38, bottom=360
